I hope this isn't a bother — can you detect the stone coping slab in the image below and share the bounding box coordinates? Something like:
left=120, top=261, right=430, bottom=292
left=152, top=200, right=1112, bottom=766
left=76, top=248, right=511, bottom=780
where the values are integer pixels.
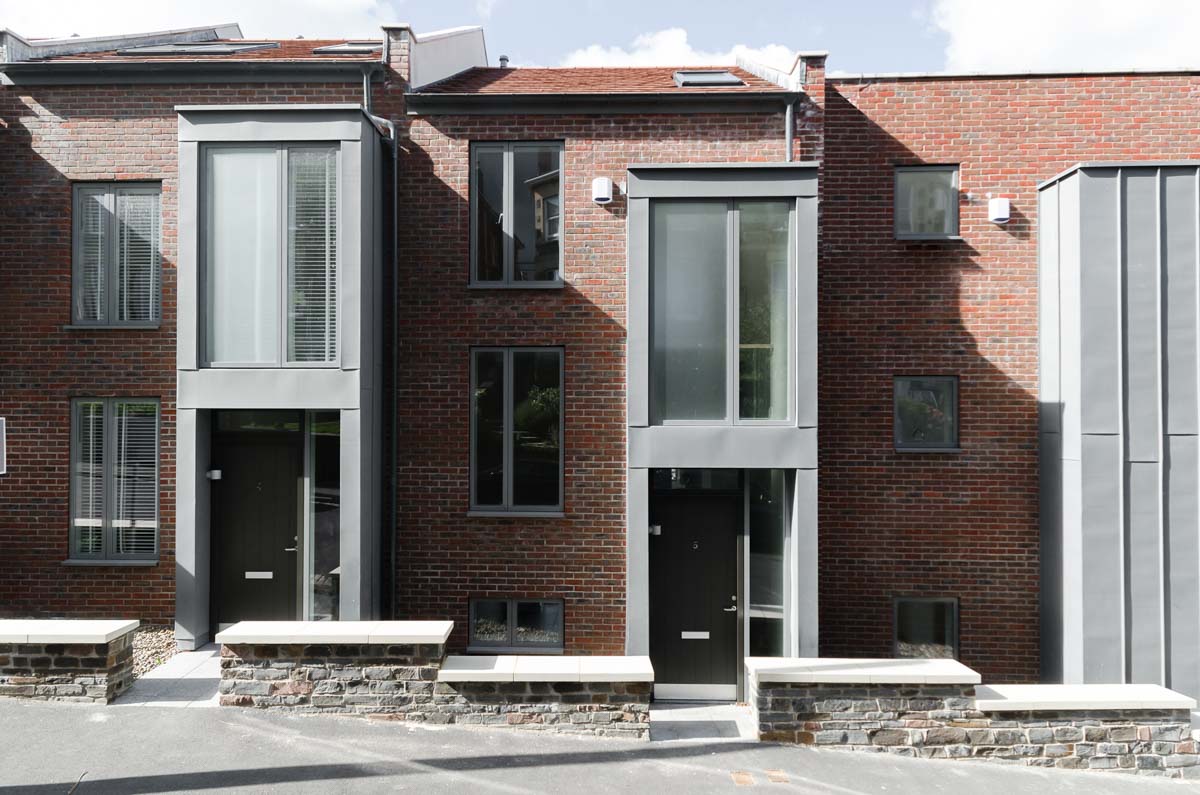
left=439, top=655, right=654, bottom=683
left=745, top=657, right=981, bottom=686
left=0, top=619, right=139, bottom=644
left=975, top=683, right=1197, bottom=712
left=214, top=620, right=453, bottom=645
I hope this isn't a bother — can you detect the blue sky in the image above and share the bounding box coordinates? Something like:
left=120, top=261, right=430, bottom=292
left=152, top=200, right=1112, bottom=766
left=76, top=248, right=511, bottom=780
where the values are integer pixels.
left=3, top=0, right=1199, bottom=75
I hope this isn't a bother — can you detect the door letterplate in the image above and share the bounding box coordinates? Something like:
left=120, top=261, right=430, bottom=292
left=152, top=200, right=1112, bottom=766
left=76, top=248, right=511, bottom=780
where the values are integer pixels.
left=244, top=571, right=274, bottom=580
left=681, top=631, right=710, bottom=640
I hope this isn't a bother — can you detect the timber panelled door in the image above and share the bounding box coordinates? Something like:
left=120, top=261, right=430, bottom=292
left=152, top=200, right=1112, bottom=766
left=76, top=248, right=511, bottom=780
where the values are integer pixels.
left=649, top=470, right=742, bottom=700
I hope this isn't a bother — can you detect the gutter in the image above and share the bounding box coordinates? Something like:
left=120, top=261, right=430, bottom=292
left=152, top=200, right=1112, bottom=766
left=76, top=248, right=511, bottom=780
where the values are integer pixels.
left=404, top=90, right=802, bottom=116
left=0, top=60, right=386, bottom=85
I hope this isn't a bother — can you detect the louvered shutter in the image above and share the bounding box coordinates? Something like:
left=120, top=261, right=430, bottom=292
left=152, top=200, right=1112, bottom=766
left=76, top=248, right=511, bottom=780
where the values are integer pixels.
left=287, top=147, right=338, bottom=363
left=76, top=189, right=107, bottom=323
left=116, top=189, right=161, bottom=323
left=112, top=400, right=158, bottom=557
left=72, top=401, right=105, bottom=556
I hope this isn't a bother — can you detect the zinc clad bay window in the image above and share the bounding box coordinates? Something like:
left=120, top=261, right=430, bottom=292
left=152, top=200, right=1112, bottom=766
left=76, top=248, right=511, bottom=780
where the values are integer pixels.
left=72, top=184, right=161, bottom=326
left=471, top=348, right=563, bottom=513
left=202, top=145, right=338, bottom=366
left=70, top=398, right=159, bottom=562
left=471, top=142, right=564, bottom=286
left=651, top=200, right=794, bottom=424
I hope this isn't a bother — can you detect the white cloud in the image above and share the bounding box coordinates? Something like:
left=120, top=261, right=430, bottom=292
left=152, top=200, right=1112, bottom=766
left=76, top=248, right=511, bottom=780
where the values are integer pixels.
left=475, top=0, right=499, bottom=20
left=931, top=0, right=1200, bottom=72
left=0, top=0, right=400, bottom=40
left=560, top=28, right=797, bottom=73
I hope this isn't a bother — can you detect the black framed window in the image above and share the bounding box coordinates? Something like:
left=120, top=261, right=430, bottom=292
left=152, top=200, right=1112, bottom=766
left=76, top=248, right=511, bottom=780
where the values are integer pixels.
left=72, top=183, right=161, bottom=327
left=894, top=376, right=959, bottom=450
left=894, top=597, right=959, bottom=659
left=470, top=142, right=564, bottom=286
left=469, top=598, right=564, bottom=653
left=470, top=347, right=563, bottom=512
left=69, top=398, right=160, bottom=562
left=894, top=165, right=959, bottom=240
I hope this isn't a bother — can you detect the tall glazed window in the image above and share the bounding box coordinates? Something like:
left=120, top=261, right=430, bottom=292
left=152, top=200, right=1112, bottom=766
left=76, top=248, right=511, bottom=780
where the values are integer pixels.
left=72, top=184, right=161, bottom=326
left=203, top=144, right=339, bottom=367
left=650, top=200, right=794, bottom=424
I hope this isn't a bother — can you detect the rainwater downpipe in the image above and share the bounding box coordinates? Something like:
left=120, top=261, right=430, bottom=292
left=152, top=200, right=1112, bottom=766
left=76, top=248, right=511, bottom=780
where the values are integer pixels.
left=363, top=65, right=401, bottom=619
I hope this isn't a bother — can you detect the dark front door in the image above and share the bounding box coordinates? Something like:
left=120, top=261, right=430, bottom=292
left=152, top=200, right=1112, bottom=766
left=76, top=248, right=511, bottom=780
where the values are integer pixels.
left=211, top=420, right=302, bottom=628
left=649, top=493, right=741, bottom=698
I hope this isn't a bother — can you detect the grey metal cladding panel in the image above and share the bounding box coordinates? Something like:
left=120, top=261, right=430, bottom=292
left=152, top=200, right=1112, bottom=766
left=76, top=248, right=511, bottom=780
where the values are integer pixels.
left=796, top=197, right=818, bottom=428
left=625, top=468, right=650, bottom=655
left=1125, top=461, right=1164, bottom=684
left=1059, top=174, right=1083, bottom=461
left=177, top=369, right=361, bottom=409
left=1080, top=433, right=1124, bottom=682
left=1039, top=183, right=1062, bottom=435
left=1166, top=435, right=1200, bottom=700
left=339, top=409, right=363, bottom=619
left=793, top=468, right=819, bottom=658
left=628, top=425, right=816, bottom=469
left=178, top=110, right=367, bottom=142
left=1079, top=170, right=1122, bottom=435
left=1122, top=169, right=1162, bottom=463
left=341, top=139, right=363, bottom=373
left=626, top=166, right=817, bottom=199
left=177, top=141, right=200, bottom=371
left=627, top=198, right=650, bottom=428
left=1039, top=431, right=1064, bottom=682
left=1059, top=456, right=1085, bottom=682
left=1163, top=168, right=1200, bottom=435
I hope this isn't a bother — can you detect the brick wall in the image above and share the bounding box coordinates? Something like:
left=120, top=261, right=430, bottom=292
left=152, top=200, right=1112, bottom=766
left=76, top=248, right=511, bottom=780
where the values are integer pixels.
left=819, top=74, right=1200, bottom=681
left=0, top=82, right=361, bottom=623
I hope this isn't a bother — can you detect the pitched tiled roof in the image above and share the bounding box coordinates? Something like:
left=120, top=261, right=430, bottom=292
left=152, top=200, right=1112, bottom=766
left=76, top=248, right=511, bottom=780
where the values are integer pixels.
left=33, top=40, right=380, bottom=63
left=415, top=66, right=782, bottom=95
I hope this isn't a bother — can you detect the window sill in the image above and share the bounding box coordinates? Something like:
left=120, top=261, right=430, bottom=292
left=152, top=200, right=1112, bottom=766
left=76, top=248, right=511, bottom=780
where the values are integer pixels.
left=62, top=324, right=161, bottom=331
left=467, top=511, right=566, bottom=519
left=895, top=235, right=964, bottom=243
left=63, top=558, right=160, bottom=567
left=894, top=447, right=964, bottom=454
left=467, top=281, right=565, bottom=290
left=466, top=646, right=564, bottom=655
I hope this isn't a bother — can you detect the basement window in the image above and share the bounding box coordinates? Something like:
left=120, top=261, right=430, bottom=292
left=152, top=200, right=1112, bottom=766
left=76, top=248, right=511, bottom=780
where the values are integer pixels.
left=895, top=165, right=959, bottom=239
left=894, top=597, right=959, bottom=659
left=469, top=598, right=565, bottom=653
left=673, top=69, right=744, bottom=87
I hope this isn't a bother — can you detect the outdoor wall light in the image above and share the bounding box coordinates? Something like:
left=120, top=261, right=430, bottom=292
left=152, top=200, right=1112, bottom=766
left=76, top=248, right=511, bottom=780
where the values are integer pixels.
left=988, top=196, right=1011, bottom=224
left=592, top=176, right=614, bottom=204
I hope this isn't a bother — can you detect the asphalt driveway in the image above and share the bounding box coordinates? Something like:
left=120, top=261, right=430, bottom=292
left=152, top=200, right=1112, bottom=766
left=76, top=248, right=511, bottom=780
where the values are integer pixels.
left=0, top=699, right=1192, bottom=794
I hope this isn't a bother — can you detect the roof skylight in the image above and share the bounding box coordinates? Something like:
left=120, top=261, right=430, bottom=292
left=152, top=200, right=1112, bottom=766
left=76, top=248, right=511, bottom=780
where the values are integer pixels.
left=311, top=41, right=383, bottom=54
left=116, top=42, right=280, bottom=56
left=673, top=69, right=744, bottom=87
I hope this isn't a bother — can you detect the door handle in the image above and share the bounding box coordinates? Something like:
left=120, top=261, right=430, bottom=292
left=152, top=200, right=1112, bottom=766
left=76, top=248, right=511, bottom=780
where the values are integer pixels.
left=723, top=605, right=737, bottom=612
left=284, top=547, right=298, bottom=553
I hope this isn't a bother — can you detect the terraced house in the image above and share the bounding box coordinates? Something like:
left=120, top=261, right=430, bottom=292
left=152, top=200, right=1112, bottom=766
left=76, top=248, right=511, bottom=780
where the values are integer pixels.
left=2, top=20, right=1200, bottom=705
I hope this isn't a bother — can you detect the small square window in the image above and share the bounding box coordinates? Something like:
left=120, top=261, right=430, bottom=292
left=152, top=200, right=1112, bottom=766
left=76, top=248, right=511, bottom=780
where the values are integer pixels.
left=894, top=597, right=959, bottom=659
left=894, top=376, right=959, bottom=450
left=895, top=166, right=959, bottom=239
left=468, top=597, right=564, bottom=653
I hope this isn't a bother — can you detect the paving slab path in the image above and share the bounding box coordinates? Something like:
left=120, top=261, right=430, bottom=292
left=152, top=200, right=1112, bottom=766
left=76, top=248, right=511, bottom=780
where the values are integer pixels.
left=1, top=698, right=1194, bottom=793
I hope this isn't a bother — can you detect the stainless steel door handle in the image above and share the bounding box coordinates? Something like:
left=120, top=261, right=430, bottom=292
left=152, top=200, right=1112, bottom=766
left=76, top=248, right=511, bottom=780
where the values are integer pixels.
left=284, top=547, right=298, bottom=553
left=722, top=605, right=737, bottom=612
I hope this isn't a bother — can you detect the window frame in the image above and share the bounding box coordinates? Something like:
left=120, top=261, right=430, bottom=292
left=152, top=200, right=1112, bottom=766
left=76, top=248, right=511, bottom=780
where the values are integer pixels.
left=469, top=141, right=566, bottom=288
left=893, top=596, right=960, bottom=660
left=68, top=397, right=161, bottom=564
left=198, top=142, right=342, bottom=369
left=469, top=346, right=565, bottom=514
left=467, top=597, right=566, bottom=654
left=894, top=165, right=960, bottom=241
left=893, top=375, right=960, bottom=451
left=650, top=198, right=797, bottom=427
left=71, top=182, right=163, bottom=328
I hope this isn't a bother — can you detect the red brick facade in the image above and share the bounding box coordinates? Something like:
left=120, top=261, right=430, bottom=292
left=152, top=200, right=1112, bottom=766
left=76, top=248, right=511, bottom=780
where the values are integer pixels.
left=3, top=36, right=1200, bottom=682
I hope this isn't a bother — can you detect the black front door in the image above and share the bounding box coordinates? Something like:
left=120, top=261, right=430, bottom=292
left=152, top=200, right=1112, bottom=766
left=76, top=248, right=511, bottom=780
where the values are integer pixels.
left=211, top=419, right=303, bottom=628
left=649, top=493, right=741, bottom=697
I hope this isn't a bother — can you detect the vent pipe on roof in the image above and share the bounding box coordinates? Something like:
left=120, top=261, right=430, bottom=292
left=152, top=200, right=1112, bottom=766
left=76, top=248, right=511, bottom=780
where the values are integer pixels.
left=498, top=54, right=509, bottom=68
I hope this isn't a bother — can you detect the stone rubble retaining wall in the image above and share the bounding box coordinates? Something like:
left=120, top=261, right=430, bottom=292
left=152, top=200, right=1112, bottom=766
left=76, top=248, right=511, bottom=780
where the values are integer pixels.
left=219, top=643, right=446, bottom=710
left=753, top=682, right=1199, bottom=779
left=220, top=645, right=650, bottom=738
left=0, top=633, right=134, bottom=704
left=430, top=680, right=651, bottom=739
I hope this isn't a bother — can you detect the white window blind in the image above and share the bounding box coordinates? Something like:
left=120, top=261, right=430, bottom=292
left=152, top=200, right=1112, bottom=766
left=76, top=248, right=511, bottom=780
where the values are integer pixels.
left=73, top=184, right=161, bottom=326
left=70, top=399, right=159, bottom=561
left=287, top=148, right=338, bottom=364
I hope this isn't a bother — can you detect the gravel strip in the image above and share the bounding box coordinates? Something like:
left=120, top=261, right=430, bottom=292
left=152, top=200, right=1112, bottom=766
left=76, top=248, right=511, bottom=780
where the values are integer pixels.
left=132, top=626, right=177, bottom=678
